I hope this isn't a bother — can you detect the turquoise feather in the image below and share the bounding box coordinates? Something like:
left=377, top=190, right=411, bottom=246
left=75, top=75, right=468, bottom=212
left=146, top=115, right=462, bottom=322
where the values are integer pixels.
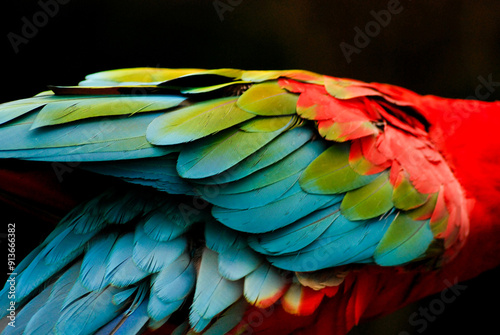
left=80, top=233, right=119, bottom=290
left=148, top=294, right=184, bottom=322
left=268, top=212, right=395, bottom=271
left=193, top=126, right=314, bottom=185
left=205, top=220, right=247, bottom=254
left=82, top=155, right=194, bottom=195
left=0, top=282, right=53, bottom=335
left=0, top=112, right=172, bottom=161
left=133, top=223, right=187, bottom=273
left=95, top=299, right=149, bottom=335
left=105, top=233, right=150, bottom=287
left=218, top=246, right=262, bottom=281
left=212, top=181, right=341, bottom=233
left=244, top=263, right=288, bottom=307
left=176, top=116, right=295, bottom=179
left=56, top=284, right=124, bottom=335
left=248, top=202, right=342, bottom=256
left=209, top=140, right=328, bottom=195
left=196, top=173, right=301, bottom=210
left=141, top=209, right=190, bottom=242
left=191, top=249, right=243, bottom=330
left=22, top=262, right=81, bottom=335
left=151, top=253, right=195, bottom=303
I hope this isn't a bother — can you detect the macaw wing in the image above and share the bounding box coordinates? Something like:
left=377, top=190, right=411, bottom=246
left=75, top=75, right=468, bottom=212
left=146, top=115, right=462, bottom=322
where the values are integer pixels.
left=0, top=68, right=469, bottom=334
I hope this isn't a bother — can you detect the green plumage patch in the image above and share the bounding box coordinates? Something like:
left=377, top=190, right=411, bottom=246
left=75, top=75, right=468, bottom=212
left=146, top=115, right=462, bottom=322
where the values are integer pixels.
left=340, top=172, right=394, bottom=220
left=299, top=143, right=378, bottom=194
left=374, top=213, right=434, bottom=266
left=237, top=81, right=299, bottom=116
left=147, top=97, right=255, bottom=145
left=31, top=95, right=185, bottom=129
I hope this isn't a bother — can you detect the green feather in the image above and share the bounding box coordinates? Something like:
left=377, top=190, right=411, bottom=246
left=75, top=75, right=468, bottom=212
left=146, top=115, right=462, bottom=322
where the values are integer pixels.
left=0, top=95, right=51, bottom=125
left=237, top=81, right=298, bottom=116
left=340, top=172, right=393, bottom=220
left=239, top=115, right=299, bottom=132
left=374, top=213, right=434, bottom=266
left=180, top=81, right=251, bottom=94
left=176, top=116, right=295, bottom=179
left=147, top=97, right=256, bottom=145
left=299, top=143, right=377, bottom=194
left=80, top=67, right=206, bottom=86
left=392, top=173, right=429, bottom=210
left=31, top=95, right=185, bottom=129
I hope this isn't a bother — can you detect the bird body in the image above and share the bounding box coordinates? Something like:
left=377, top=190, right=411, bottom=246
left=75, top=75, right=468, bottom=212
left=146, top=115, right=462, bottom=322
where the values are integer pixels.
left=0, top=67, right=499, bottom=334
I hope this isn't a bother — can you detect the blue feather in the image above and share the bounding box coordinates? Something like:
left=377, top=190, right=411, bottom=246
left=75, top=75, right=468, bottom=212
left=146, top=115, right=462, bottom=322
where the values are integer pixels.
left=176, top=119, right=292, bottom=179
left=80, top=233, right=119, bottom=290
left=244, top=263, right=288, bottom=307
left=15, top=244, right=83, bottom=302
left=209, top=140, right=327, bottom=194
left=197, top=173, right=300, bottom=210
left=95, top=299, right=149, bottom=335
left=43, top=225, right=98, bottom=265
left=268, top=212, right=396, bottom=271
left=191, top=249, right=243, bottom=331
left=202, top=299, right=247, bottom=335
left=112, top=286, right=138, bottom=305
left=212, top=182, right=341, bottom=233
left=147, top=294, right=184, bottom=322
left=141, top=209, right=190, bottom=242
left=56, top=284, right=125, bottom=335
left=218, top=246, right=262, bottom=280
left=83, top=155, right=194, bottom=195
left=205, top=220, right=247, bottom=254
left=194, top=126, right=315, bottom=185
left=248, top=202, right=342, bottom=256
left=0, top=112, right=172, bottom=161
left=133, top=223, right=187, bottom=273
left=23, top=262, right=81, bottom=335
left=151, top=253, right=195, bottom=303
left=105, top=233, right=149, bottom=287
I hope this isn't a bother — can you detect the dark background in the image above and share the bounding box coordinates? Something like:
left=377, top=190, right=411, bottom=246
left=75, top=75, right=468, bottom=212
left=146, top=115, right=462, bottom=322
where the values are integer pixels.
left=1, top=1, right=499, bottom=334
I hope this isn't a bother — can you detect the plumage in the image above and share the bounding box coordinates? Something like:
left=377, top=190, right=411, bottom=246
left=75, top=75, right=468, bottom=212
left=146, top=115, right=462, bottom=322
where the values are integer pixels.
left=176, top=117, right=293, bottom=179
left=191, top=248, right=243, bottom=331
left=133, top=223, right=187, bottom=273
left=105, top=233, right=150, bottom=287
left=237, top=81, right=298, bottom=116
left=243, top=263, right=289, bottom=308
left=80, top=233, right=118, bottom=290
left=300, top=143, right=378, bottom=194
left=374, top=213, right=434, bottom=266
left=0, top=66, right=498, bottom=335
left=151, top=253, right=195, bottom=303
left=146, top=97, right=255, bottom=145
left=192, top=126, right=315, bottom=185
left=340, top=171, right=394, bottom=220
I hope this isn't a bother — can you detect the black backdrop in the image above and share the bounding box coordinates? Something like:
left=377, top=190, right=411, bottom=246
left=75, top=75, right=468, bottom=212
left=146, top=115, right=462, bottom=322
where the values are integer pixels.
left=1, top=1, right=499, bottom=334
